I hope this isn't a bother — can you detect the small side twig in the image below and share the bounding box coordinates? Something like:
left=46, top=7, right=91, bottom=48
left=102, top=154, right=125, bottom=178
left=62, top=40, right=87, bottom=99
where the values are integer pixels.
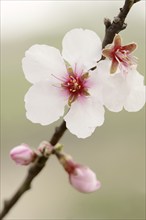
left=0, top=121, right=67, bottom=220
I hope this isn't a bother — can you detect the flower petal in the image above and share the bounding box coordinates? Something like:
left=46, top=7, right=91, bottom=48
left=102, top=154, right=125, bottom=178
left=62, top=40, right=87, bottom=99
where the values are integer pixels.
left=102, top=79, right=129, bottom=112
left=62, top=28, right=102, bottom=71
left=124, top=70, right=145, bottom=111
left=96, top=60, right=129, bottom=112
left=22, top=45, right=67, bottom=84
left=64, top=97, right=105, bottom=138
left=126, top=68, right=144, bottom=87
left=124, top=86, right=145, bottom=111
left=25, top=81, right=67, bottom=125
left=95, top=59, right=111, bottom=81
left=87, top=71, right=103, bottom=103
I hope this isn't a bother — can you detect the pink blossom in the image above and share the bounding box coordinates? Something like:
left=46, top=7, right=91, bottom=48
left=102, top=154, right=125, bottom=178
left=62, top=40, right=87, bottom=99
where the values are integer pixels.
left=94, top=34, right=145, bottom=112
left=102, top=34, right=137, bottom=74
left=10, top=144, right=36, bottom=165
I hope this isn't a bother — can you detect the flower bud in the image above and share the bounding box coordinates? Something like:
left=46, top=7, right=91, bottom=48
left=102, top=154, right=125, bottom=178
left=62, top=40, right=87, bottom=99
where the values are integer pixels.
left=57, top=153, right=101, bottom=193
left=38, top=141, right=53, bottom=157
left=69, top=163, right=101, bottom=193
left=10, top=144, right=36, bottom=165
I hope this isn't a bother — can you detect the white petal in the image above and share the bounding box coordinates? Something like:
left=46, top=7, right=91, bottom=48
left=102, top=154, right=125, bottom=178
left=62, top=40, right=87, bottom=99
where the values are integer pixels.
left=64, top=97, right=105, bottom=138
left=96, top=61, right=129, bottom=112
left=124, top=69, right=145, bottom=111
left=89, top=60, right=112, bottom=104
left=96, top=59, right=111, bottom=81
left=87, top=70, right=103, bottom=103
left=102, top=77, right=129, bottom=112
left=126, top=68, right=145, bottom=88
left=103, top=74, right=129, bottom=112
left=25, top=81, right=67, bottom=125
left=124, top=86, right=145, bottom=111
left=62, top=28, right=102, bottom=71
left=22, top=45, right=67, bottom=84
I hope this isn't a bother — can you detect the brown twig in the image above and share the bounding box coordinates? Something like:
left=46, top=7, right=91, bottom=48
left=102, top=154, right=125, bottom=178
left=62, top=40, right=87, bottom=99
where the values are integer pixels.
left=90, top=0, right=140, bottom=71
left=102, top=0, right=140, bottom=48
left=50, top=120, right=67, bottom=146
left=0, top=0, right=141, bottom=219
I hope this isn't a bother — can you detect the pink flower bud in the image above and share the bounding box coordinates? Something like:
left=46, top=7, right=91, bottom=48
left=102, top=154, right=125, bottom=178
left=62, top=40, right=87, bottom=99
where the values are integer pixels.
left=10, top=144, right=36, bottom=165
left=58, top=154, right=101, bottom=193
left=69, top=163, right=101, bottom=193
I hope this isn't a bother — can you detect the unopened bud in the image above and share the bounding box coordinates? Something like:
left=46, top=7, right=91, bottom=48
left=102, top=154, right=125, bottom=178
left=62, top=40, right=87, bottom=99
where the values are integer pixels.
left=38, top=141, right=53, bottom=157
left=69, top=164, right=101, bottom=193
left=10, top=144, right=36, bottom=165
left=56, top=152, right=101, bottom=193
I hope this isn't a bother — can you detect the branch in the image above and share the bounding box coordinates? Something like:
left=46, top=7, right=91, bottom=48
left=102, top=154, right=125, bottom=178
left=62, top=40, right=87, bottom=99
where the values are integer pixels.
left=90, top=0, right=141, bottom=71
left=0, top=0, right=141, bottom=219
left=0, top=121, right=67, bottom=220
left=102, top=0, right=141, bottom=48
left=50, top=120, right=67, bottom=146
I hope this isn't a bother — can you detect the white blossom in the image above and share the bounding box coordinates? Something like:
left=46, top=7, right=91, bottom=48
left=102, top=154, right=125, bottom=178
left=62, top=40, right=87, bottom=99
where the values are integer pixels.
left=22, top=29, right=104, bottom=138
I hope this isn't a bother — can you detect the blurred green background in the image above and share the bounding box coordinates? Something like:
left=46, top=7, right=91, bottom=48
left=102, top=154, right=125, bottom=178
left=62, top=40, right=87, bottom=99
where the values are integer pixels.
left=1, top=1, right=145, bottom=219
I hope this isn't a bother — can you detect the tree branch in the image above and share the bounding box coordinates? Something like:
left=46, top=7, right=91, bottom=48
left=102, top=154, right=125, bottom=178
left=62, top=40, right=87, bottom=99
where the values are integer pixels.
left=102, top=0, right=140, bottom=48
left=50, top=121, right=67, bottom=146
left=0, top=0, right=141, bottom=219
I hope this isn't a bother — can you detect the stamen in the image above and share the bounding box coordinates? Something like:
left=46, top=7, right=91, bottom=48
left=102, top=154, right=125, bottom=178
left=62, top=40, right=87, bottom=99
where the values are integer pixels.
left=52, top=84, right=62, bottom=88
left=115, top=49, right=137, bottom=68
left=51, top=74, right=65, bottom=83
left=61, top=69, right=90, bottom=105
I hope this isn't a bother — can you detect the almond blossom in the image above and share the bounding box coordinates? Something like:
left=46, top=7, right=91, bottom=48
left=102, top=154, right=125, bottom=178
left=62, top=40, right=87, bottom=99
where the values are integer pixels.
left=22, top=29, right=104, bottom=138
left=102, top=34, right=137, bottom=74
left=94, top=35, right=145, bottom=112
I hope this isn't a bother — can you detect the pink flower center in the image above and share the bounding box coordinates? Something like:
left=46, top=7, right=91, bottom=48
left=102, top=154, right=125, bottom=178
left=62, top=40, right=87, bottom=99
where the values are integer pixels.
left=62, top=68, right=90, bottom=105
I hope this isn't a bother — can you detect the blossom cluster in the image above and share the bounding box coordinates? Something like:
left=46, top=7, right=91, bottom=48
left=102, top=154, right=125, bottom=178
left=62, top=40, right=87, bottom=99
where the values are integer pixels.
left=22, top=29, right=145, bottom=139
left=10, top=29, right=145, bottom=194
